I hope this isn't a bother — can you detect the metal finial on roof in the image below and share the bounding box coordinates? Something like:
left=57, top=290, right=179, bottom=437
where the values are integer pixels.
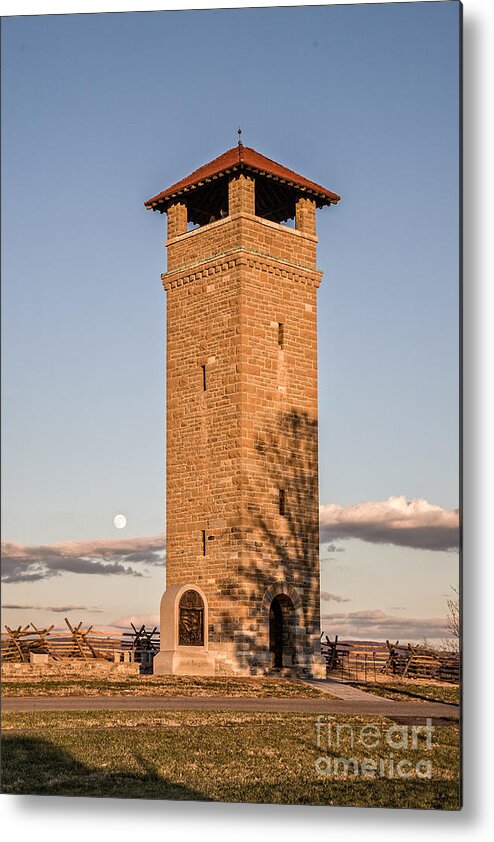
left=237, top=127, right=243, bottom=147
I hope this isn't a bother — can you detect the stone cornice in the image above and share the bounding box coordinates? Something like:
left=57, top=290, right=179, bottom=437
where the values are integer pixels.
left=162, top=249, right=323, bottom=292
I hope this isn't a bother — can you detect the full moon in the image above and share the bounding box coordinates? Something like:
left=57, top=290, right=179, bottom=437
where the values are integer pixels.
left=113, top=514, right=127, bottom=530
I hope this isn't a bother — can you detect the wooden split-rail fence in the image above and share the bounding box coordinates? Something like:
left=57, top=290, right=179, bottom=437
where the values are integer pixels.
left=1, top=620, right=162, bottom=667
left=1, top=619, right=126, bottom=664
left=321, top=635, right=460, bottom=684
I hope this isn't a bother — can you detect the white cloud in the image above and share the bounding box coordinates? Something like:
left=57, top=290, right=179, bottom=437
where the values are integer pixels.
left=1, top=603, right=103, bottom=613
left=1, top=534, right=165, bottom=583
left=320, top=496, right=459, bottom=551
left=320, top=591, right=350, bottom=604
left=321, top=608, right=450, bottom=642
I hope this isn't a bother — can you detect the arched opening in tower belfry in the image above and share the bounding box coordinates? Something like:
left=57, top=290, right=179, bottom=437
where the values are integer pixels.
left=184, top=178, right=229, bottom=228
left=254, top=177, right=297, bottom=226
left=269, top=594, right=296, bottom=669
left=179, top=174, right=299, bottom=230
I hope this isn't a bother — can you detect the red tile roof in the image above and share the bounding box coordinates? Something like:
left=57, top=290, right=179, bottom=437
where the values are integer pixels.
left=144, top=145, right=340, bottom=209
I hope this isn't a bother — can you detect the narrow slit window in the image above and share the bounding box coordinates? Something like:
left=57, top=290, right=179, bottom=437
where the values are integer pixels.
left=201, top=364, right=207, bottom=391
left=201, top=529, right=206, bottom=556
left=279, top=488, right=286, bottom=517
left=277, top=323, right=284, bottom=348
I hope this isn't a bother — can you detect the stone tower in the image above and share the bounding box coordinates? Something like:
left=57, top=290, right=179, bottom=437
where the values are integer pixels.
left=145, top=143, right=340, bottom=677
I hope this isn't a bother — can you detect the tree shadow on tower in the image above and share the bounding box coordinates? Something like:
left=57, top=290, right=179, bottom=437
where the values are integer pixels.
left=219, top=409, right=321, bottom=673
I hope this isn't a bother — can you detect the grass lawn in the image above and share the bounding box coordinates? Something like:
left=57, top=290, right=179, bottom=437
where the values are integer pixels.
left=1, top=709, right=460, bottom=809
left=1, top=674, right=328, bottom=699
left=351, top=681, right=459, bottom=706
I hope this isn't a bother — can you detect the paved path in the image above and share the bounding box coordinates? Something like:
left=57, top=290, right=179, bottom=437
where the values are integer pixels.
left=2, top=694, right=458, bottom=721
left=302, top=678, right=388, bottom=702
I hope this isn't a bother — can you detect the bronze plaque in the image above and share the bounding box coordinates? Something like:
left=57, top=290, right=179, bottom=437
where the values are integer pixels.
left=179, top=589, right=204, bottom=646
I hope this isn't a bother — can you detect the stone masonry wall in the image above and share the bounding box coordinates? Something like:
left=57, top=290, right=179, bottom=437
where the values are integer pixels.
left=163, top=196, right=323, bottom=673
left=236, top=256, right=321, bottom=672
left=167, top=215, right=317, bottom=274
left=165, top=261, right=243, bottom=643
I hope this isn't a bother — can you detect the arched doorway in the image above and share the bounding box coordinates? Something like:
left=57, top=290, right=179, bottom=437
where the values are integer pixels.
left=269, top=594, right=296, bottom=668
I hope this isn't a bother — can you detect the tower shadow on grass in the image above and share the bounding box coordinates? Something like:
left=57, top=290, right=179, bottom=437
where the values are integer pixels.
left=1, top=734, right=211, bottom=801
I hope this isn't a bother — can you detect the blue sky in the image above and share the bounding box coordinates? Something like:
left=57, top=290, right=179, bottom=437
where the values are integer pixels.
left=1, top=2, right=460, bottom=640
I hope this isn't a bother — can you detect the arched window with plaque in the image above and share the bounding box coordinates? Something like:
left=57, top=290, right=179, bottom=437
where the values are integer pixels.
left=179, top=589, right=204, bottom=646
